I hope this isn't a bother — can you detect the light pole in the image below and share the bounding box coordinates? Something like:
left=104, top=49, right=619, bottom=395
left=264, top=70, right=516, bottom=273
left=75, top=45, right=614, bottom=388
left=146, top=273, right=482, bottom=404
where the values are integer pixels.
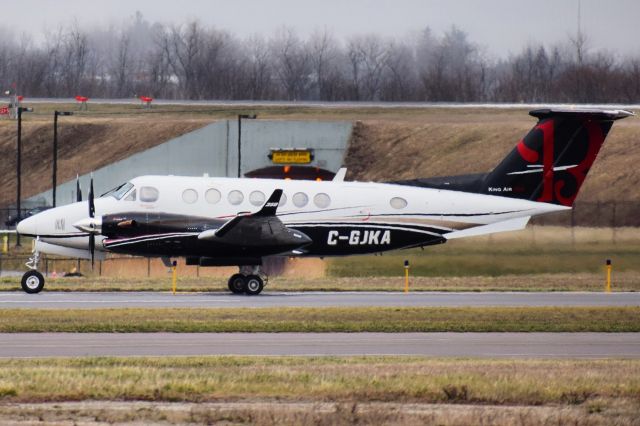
left=237, top=114, right=257, bottom=177
left=16, top=106, right=34, bottom=246
left=53, top=111, right=73, bottom=207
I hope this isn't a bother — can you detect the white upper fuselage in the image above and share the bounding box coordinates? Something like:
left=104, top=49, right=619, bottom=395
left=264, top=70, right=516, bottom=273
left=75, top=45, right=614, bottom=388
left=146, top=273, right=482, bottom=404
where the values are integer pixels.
left=18, top=174, right=568, bottom=256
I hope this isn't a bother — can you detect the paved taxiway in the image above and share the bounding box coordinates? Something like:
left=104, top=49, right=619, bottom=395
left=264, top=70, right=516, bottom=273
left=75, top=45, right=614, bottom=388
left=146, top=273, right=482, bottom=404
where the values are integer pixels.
left=1, top=332, right=638, bottom=358
left=0, top=291, right=639, bottom=309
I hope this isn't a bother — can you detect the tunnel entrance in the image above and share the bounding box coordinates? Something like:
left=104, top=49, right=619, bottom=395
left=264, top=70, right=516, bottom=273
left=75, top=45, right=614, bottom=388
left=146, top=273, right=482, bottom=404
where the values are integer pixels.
left=245, top=165, right=336, bottom=181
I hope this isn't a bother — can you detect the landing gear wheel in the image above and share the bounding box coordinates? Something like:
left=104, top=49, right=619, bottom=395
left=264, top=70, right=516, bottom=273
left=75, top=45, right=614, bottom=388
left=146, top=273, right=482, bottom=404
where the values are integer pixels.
left=21, top=270, right=45, bottom=294
left=228, top=274, right=246, bottom=294
left=245, top=275, right=264, bottom=295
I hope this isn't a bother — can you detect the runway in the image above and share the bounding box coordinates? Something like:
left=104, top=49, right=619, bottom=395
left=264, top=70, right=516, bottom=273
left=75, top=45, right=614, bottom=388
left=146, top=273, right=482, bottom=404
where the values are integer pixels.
left=0, top=332, right=638, bottom=358
left=0, top=291, right=639, bottom=309
left=26, top=98, right=640, bottom=110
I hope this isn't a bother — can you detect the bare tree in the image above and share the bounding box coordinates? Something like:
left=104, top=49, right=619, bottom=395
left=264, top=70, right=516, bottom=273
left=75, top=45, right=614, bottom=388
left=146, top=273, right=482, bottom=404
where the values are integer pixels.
left=0, top=16, right=638, bottom=103
left=346, top=35, right=388, bottom=101
left=245, top=35, right=273, bottom=100
left=381, top=39, right=418, bottom=101
left=270, top=28, right=310, bottom=100
left=308, top=30, right=342, bottom=100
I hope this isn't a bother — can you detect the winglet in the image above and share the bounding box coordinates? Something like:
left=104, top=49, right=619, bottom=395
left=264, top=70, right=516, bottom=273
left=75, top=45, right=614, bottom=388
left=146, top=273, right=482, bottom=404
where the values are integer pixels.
left=255, top=189, right=283, bottom=216
left=201, top=189, right=284, bottom=240
left=333, top=167, right=347, bottom=182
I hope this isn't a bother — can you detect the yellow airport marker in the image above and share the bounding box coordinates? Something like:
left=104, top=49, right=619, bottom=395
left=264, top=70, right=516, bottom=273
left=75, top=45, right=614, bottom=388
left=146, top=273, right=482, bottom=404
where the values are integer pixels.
left=171, top=260, right=178, bottom=294
left=404, top=260, right=410, bottom=293
left=2, top=235, right=7, bottom=254
left=605, top=259, right=612, bottom=293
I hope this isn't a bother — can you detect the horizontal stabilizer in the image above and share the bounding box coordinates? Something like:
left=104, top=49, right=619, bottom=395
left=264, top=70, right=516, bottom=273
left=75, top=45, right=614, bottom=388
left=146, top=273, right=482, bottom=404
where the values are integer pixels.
left=445, top=216, right=531, bottom=240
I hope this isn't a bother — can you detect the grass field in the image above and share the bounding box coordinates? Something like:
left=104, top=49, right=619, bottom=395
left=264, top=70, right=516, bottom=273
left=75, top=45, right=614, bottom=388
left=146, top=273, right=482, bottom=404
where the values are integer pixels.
left=0, top=306, right=637, bottom=332
left=0, top=357, right=638, bottom=425
left=1, top=227, right=639, bottom=293
left=1, top=271, right=637, bottom=293
left=328, top=227, right=640, bottom=277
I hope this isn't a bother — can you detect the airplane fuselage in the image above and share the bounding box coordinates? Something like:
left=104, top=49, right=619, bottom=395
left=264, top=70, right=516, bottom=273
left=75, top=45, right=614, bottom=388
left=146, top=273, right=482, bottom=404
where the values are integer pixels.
left=18, top=175, right=566, bottom=260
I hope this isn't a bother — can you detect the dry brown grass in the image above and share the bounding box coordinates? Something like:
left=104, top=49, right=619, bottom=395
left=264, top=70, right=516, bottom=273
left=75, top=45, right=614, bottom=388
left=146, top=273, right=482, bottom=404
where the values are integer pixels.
left=0, top=306, right=637, bottom=332
left=345, top=109, right=640, bottom=203
left=0, top=116, right=206, bottom=207
left=1, top=272, right=638, bottom=292
left=0, top=357, right=639, bottom=424
left=2, top=104, right=639, bottom=208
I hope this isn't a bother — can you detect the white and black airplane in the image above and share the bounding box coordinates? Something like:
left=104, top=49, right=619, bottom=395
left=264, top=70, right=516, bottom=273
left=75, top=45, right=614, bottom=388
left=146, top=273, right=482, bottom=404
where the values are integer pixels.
left=16, top=108, right=633, bottom=294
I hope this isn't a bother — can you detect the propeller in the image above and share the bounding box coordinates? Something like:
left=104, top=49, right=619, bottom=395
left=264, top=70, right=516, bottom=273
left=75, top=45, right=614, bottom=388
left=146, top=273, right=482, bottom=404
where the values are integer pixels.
left=72, top=174, right=102, bottom=270
left=88, top=174, right=95, bottom=268
left=76, top=174, right=82, bottom=202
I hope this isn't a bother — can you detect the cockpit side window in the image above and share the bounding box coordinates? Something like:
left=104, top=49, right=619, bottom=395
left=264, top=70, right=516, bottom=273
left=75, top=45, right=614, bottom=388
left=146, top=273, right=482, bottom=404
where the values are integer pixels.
left=101, top=182, right=134, bottom=200
left=139, top=186, right=160, bottom=202
left=124, top=189, right=136, bottom=201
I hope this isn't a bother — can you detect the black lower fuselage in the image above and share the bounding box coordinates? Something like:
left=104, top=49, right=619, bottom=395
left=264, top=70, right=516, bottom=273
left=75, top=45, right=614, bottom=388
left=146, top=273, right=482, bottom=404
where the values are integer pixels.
left=101, top=212, right=446, bottom=259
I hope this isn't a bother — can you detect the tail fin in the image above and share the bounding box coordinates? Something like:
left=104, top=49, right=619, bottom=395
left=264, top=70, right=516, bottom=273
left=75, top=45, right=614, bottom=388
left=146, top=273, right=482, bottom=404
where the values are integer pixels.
left=484, top=108, right=633, bottom=206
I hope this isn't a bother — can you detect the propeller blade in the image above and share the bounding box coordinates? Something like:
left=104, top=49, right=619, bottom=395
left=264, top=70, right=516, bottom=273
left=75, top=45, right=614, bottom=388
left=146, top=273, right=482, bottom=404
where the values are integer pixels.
left=76, top=174, right=82, bottom=202
left=89, top=174, right=95, bottom=218
left=89, top=234, right=95, bottom=269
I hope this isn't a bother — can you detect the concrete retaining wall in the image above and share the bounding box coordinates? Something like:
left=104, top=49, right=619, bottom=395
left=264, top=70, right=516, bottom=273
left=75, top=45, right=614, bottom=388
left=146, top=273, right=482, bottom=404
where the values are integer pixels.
left=28, top=120, right=352, bottom=206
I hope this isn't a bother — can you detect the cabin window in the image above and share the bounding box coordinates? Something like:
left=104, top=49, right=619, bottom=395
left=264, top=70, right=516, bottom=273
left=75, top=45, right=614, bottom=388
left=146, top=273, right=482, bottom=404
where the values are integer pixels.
left=182, top=188, right=198, bottom=204
left=390, top=197, right=407, bottom=209
left=124, top=189, right=136, bottom=201
left=228, top=190, right=244, bottom=205
left=279, top=193, right=287, bottom=207
left=249, top=190, right=266, bottom=206
left=292, top=192, right=308, bottom=208
left=205, top=188, right=221, bottom=204
left=139, top=186, right=159, bottom=202
left=314, top=193, right=331, bottom=208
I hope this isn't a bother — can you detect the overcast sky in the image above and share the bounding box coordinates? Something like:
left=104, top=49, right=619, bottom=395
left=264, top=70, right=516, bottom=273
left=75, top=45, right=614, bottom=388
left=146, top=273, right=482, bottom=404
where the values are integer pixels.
left=4, top=0, right=639, bottom=57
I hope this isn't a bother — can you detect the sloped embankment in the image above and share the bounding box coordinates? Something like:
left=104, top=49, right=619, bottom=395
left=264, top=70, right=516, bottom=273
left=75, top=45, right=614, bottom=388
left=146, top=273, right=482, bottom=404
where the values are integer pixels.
left=344, top=113, right=640, bottom=226
left=0, top=118, right=206, bottom=207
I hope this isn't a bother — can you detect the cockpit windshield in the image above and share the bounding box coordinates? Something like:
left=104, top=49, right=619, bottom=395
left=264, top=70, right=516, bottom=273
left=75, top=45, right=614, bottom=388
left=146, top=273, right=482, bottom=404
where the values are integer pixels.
left=101, top=182, right=134, bottom=200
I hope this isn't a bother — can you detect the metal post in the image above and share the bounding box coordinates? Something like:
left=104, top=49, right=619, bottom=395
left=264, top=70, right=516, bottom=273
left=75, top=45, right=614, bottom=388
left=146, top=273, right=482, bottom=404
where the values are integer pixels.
left=172, top=260, right=178, bottom=294
left=606, top=259, right=612, bottom=293
left=53, top=112, right=58, bottom=207
left=237, top=115, right=242, bottom=178
left=16, top=107, right=22, bottom=246
left=237, top=114, right=257, bottom=178
left=404, top=260, right=410, bottom=293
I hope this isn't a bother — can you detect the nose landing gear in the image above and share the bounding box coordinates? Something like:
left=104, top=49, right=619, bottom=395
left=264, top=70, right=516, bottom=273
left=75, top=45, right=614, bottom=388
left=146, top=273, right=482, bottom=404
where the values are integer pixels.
left=227, top=265, right=267, bottom=295
left=22, top=244, right=44, bottom=294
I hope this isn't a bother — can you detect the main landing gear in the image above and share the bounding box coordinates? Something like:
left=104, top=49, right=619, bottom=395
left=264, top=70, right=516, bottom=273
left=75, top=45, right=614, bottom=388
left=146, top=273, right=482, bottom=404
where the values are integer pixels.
left=22, top=246, right=45, bottom=294
left=227, top=266, right=267, bottom=295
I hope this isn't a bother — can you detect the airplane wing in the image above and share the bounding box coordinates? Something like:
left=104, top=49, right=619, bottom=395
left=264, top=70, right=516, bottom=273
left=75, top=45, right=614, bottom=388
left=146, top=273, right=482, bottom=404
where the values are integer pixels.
left=212, top=189, right=283, bottom=238
left=198, top=189, right=311, bottom=249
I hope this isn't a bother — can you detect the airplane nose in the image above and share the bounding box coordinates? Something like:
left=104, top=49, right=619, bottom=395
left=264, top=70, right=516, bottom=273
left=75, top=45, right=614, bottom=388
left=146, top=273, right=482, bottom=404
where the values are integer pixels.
left=16, top=215, right=38, bottom=236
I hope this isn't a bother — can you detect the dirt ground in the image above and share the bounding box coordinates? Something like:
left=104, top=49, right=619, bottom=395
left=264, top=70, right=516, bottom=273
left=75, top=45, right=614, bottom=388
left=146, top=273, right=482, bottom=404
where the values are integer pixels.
left=0, top=400, right=637, bottom=425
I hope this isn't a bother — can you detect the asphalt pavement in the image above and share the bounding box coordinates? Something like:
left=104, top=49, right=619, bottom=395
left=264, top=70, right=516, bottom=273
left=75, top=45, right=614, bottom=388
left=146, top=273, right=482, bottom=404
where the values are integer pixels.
left=0, top=291, right=638, bottom=309
left=0, top=332, right=637, bottom=358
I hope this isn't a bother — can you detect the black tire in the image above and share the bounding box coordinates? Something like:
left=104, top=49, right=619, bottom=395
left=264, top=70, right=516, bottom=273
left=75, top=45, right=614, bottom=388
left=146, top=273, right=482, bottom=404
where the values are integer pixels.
left=228, top=274, right=246, bottom=294
left=21, top=270, right=45, bottom=294
left=245, top=275, right=264, bottom=295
